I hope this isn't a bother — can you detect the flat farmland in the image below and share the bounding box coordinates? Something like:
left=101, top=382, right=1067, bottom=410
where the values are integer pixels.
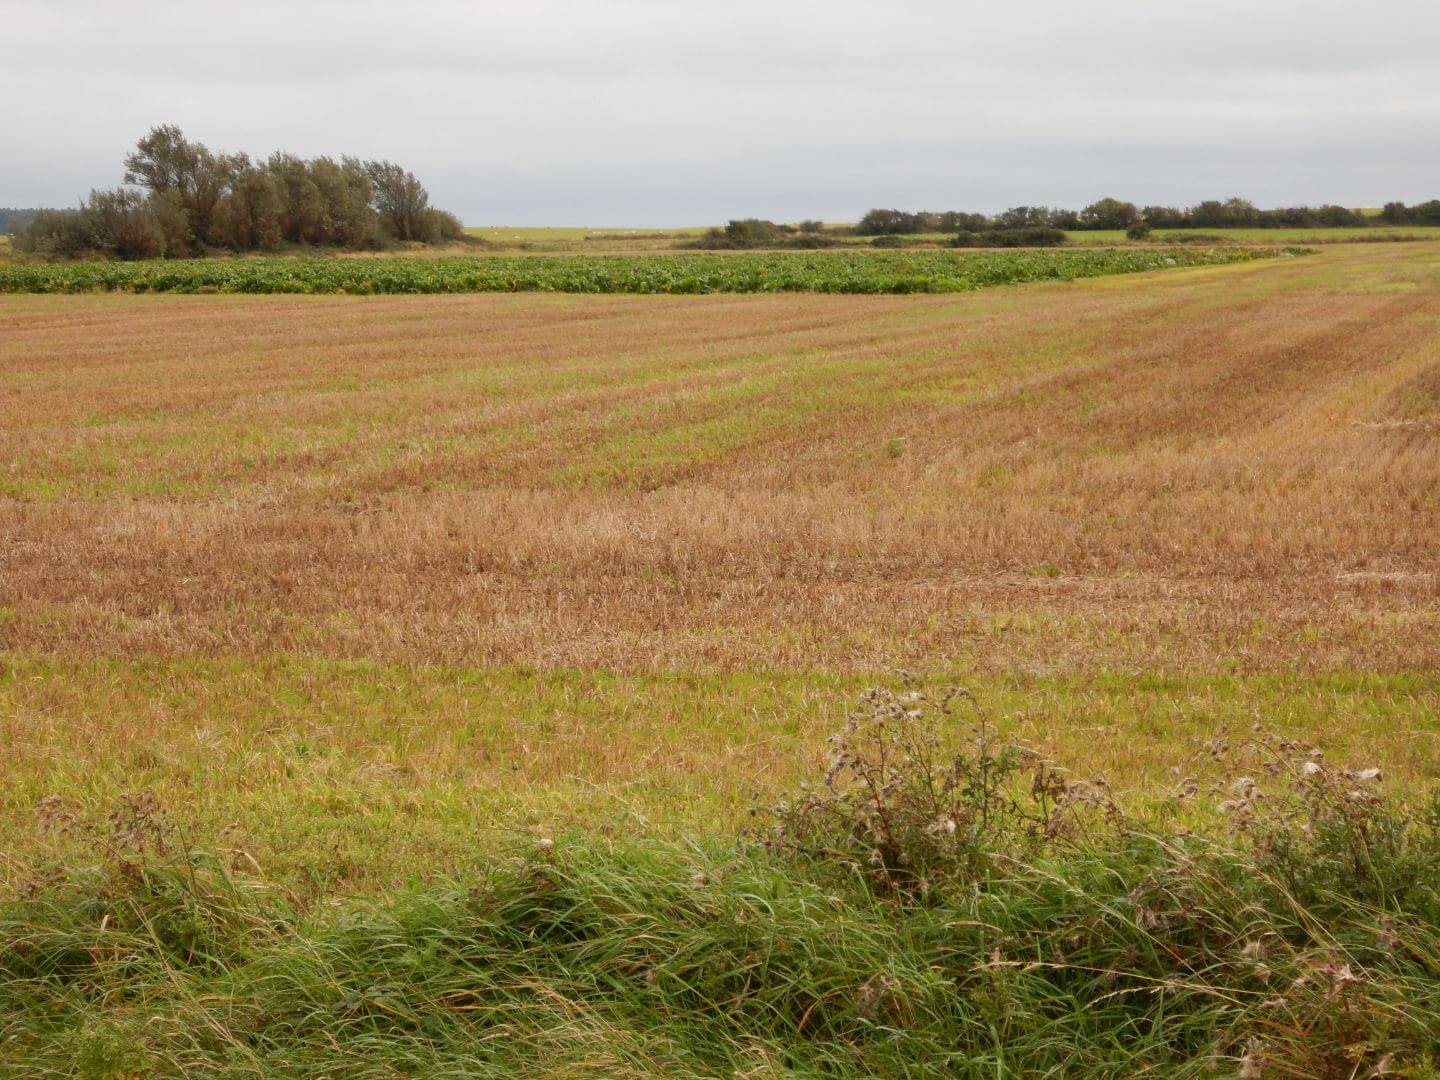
left=3, top=243, right=1439, bottom=889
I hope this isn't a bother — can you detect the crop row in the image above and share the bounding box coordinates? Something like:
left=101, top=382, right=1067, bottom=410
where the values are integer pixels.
left=0, top=248, right=1302, bottom=296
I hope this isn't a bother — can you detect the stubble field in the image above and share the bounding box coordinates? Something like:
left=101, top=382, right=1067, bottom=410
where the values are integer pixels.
left=2, top=243, right=1438, bottom=891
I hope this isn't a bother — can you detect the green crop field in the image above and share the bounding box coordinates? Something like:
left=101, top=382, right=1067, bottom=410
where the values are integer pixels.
left=0, top=246, right=1293, bottom=295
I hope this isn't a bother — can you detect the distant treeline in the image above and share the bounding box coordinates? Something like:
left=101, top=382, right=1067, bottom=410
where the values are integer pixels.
left=0, top=208, right=40, bottom=234
left=858, top=197, right=1440, bottom=235
left=1378, top=201, right=1440, bottom=225
left=684, top=218, right=1076, bottom=250
left=11, top=126, right=464, bottom=260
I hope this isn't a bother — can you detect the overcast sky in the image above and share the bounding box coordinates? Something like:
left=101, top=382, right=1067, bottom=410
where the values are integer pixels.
left=4, top=0, right=1439, bottom=225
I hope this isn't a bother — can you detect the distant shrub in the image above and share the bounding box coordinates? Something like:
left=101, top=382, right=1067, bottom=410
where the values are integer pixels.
left=1125, top=220, right=1152, bottom=240
left=683, top=219, right=836, bottom=249
left=12, top=208, right=97, bottom=258
left=724, top=218, right=788, bottom=245
left=682, top=219, right=777, bottom=249
left=784, top=233, right=838, bottom=249
left=870, top=234, right=910, bottom=248
left=951, top=227, right=1066, bottom=248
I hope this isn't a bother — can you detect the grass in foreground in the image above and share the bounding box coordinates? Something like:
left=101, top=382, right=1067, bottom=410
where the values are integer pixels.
left=3, top=656, right=1439, bottom=895
left=4, top=688, right=1438, bottom=1078
left=0, top=247, right=1292, bottom=295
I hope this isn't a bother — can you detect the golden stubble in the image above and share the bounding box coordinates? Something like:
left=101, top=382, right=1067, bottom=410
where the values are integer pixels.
left=2, top=245, right=1438, bottom=673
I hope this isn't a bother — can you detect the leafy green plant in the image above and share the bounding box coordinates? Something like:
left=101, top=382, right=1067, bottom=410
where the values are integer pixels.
left=0, top=247, right=1300, bottom=296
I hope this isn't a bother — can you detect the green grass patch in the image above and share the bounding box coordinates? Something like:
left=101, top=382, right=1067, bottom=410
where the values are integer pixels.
left=4, top=655, right=1438, bottom=894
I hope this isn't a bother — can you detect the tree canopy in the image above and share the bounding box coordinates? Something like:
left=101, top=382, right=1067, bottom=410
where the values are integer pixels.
left=14, top=126, right=463, bottom=259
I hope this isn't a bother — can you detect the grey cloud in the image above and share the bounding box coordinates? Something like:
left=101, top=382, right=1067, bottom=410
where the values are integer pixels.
left=4, top=0, right=1439, bottom=223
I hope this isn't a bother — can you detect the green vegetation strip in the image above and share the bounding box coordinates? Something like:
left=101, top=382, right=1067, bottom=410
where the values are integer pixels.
left=4, top=687, right=1436, bottom=1076
left=0, top=247, right=1302, bottom=296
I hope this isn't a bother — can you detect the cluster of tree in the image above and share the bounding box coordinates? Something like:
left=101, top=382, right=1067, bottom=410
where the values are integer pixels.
left=857, top=209, right=1007, bottom=235
left=682, top=219, right=837, bottom=249
left=1136, top=199, right=1370, bottom=229
left=856, top=197, right=1411, bottom=236
left=682, top=218, right=1071, bottom=250
left=1378, top=201, right=1440, bottom=225
left=13, top=126, right=464, bottom=260
left=855, top=204, right=1138, bottom=234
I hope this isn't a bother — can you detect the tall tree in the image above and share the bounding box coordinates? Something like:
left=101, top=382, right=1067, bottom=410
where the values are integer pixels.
left=1079, top=198, right=1139, bottom=230
left=123, top=124, right=239, bottom=244
left=365, top=161, right=431, bottom=241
